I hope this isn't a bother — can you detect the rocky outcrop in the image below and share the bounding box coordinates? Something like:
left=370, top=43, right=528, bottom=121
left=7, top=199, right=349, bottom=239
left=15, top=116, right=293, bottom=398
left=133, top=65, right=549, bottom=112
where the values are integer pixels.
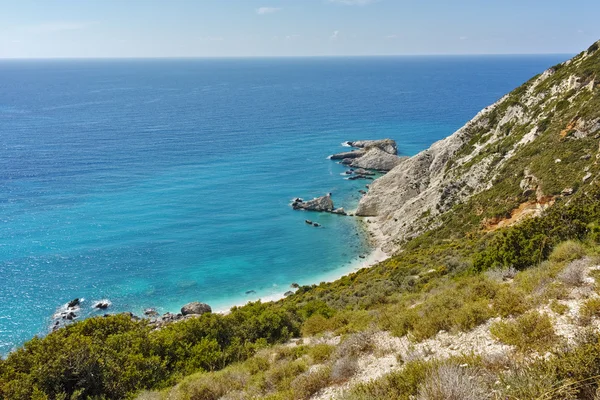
left=292, top=194, right=334, bottom=212
left=350, top=148, right=406, bottom=171
left=357, top=41, right=600, bottom=252
left=332, top=139, right=402, bottom=172
left=330, top=150, right=365, bottom=160
left=181, top=302, right=212, bottom=316
left=347, top=139, right=398, bottom=155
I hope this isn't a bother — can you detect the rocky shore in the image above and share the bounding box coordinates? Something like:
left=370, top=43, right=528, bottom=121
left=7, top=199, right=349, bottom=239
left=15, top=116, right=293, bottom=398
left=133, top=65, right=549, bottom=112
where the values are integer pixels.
left=330, top=139, right=404, bottom=172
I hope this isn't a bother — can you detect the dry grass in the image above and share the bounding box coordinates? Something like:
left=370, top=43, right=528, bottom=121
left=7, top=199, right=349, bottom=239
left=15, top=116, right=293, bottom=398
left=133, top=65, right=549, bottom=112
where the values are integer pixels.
left=485, top=266, right=518, bottom=282
left=416, top=364, right=490, bottom=400
left=558, top=258, right=590, bottom=287
left=330, top=356, right=359, bottom=383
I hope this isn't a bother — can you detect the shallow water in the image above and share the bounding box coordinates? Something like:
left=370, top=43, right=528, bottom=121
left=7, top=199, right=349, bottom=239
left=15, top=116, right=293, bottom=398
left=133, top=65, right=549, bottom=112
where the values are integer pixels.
left=0, top=55, right=569, bottom=353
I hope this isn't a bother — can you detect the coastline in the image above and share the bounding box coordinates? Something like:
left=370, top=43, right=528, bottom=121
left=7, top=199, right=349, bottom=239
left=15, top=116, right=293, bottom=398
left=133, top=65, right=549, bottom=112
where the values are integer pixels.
left=216, top=214, right=389, bottom=314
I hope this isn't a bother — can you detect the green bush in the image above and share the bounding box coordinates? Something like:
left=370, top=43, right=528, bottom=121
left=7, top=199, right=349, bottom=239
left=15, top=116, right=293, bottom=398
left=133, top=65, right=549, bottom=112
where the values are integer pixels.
left=0, top=302, right=300, bottom=400
left=490, top=311, right=558, bottom=352
left=549, top=241, right=587, bottom=263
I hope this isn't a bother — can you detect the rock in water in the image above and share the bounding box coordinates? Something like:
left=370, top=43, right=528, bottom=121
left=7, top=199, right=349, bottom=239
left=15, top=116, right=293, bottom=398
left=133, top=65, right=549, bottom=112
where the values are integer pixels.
left=347, top=139, right=398, bottom=155
left=292, top=194, right=335, bottom=212
left=67, top=298, right=80, bottom=308
left=181, top=302, right=212, bottom=316
left=350, top=148, right=406, bottom=171
left=144, top=308, right=159, bottom=317
left=94, top=300, right=111, bottom=310
left=330, top=150, right=366, bottom=160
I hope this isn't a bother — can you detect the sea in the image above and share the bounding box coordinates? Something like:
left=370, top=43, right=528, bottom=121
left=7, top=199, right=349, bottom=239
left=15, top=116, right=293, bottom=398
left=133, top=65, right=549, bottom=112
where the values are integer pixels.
left=0, top=55, right=569, bottom=354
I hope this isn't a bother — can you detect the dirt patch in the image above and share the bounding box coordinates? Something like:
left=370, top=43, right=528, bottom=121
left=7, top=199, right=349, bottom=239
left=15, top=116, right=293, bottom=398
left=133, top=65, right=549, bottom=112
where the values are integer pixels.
left=483, top=196, right=555, bottom=232
left=560, top=117, right=580, bottom=138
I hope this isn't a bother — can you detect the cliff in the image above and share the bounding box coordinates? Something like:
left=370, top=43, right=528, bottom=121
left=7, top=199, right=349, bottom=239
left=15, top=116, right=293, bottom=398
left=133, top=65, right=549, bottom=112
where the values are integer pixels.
left=357, top=40, right=600, bottom=253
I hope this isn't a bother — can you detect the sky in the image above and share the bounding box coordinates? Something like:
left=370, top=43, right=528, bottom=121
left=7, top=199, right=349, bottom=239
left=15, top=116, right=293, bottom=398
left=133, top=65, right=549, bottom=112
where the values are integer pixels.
left=0, top=0, right=599, bottom=58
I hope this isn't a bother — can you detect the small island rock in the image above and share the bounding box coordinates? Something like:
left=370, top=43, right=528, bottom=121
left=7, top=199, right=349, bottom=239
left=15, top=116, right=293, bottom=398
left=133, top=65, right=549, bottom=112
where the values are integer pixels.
left=292, top=194, right=335, bottom=212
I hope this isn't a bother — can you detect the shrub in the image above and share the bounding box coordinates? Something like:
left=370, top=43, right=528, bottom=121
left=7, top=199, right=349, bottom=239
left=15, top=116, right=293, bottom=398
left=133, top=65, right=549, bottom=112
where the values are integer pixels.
left=485, top=266, right=517, bottom=282
left=339, top=360, right=430, bottom=400
left=498, top=362, right=577, bottom=400
left=579, top=297, right=600, bottom=324
left=307, top=344, right=335, bottom=364
left=549, top=300, right=569, bottom=315
left=493, top=286, right=529, bottom=317
left=333, top=331, right=374, bottom=360
left=301, top=314, right=333, bottom=336
left=558, top=258, right=589, bottom=286
left=453, top=299, right=493, bottom=331
left=490, top=311, right=558, bottom=352
left=330, top=356, right=358, bottom=383
left=290, top=366, right=331, bottom=400
left=549, top=241, right=587, bottom=263
left=417, top=364, right=490, bottom=400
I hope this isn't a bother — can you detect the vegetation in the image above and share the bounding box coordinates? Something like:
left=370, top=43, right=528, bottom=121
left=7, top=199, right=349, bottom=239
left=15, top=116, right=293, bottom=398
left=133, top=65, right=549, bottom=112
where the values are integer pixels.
left=2, top=40, right=600, bottom=400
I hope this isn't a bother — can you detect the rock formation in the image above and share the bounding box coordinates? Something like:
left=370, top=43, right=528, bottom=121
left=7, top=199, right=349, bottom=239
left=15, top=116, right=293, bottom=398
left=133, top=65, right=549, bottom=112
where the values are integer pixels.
left=332, top=139, right=402, bottom=171
left=357, top=41, right=600, bottom=253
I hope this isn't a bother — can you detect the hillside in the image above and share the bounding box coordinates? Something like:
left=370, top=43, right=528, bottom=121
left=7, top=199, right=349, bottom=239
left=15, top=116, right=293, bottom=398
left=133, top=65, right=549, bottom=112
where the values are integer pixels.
left=358, top=40, right=600, bottom=253
left=2, top=40, right=600, bottom=400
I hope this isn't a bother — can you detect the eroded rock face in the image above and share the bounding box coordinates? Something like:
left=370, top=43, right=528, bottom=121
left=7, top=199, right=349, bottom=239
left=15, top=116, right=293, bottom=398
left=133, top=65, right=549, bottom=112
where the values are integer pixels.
left=350, top=148, right=406, bottom=171
left=355, top=45, right=600, bottom=253
left=330, top=150, right=366, bottom=160
left=292, top=194, right=335, bottom=212
left=181, top=302, right=212, bottom=316
left=332, top=139, right=402, bottom=171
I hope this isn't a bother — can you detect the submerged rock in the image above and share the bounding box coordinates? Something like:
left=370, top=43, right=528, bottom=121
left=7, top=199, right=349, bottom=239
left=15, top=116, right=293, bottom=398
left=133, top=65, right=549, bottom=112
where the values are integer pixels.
left=181, top=302, right=212, bottom=316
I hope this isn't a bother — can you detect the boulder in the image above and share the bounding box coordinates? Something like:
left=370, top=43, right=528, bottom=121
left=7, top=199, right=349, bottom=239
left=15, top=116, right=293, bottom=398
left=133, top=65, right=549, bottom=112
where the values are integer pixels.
left=284, top=291, right=294, bottom=297
left=292, top=194, right=335, bottom=212
left=332, top=208, right=347, bottom=216
left=290, top=282, right=300, bottom=288
left=181, top=302, right=212, bottom=316
left=144, top=308, right=159, bottom=317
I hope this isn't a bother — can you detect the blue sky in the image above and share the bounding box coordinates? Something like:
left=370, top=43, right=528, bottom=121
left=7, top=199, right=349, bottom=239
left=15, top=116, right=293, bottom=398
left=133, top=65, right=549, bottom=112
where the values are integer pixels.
left=0, top=0, right=599, bottom=58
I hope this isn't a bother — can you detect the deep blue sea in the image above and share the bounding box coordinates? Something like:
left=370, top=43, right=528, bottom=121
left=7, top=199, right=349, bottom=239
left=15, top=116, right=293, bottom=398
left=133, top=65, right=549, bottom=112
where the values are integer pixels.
left=0, top=55, right=569, bottom=354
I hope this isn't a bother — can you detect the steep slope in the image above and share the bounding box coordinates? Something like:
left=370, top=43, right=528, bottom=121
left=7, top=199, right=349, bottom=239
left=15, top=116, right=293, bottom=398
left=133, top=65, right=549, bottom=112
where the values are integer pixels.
left=357, top=40, right=600, bottom=252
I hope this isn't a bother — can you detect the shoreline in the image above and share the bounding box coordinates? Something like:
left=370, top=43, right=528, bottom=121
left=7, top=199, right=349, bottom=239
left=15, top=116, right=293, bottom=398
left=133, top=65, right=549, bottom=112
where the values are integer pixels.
left=215, top=214, right=389, bottom=314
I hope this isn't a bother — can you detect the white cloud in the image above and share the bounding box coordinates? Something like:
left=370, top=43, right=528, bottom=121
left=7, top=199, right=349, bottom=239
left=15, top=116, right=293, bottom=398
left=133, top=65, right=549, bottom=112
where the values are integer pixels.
left=256, top=7, right=282, bottom=15
left=459, top=36, right=468, bottom=40
left=286, top=34, right=300, bottom=40
left=328, top=0, right=378, bottom=5
left=385, top=34, right=398, bottom=39
left=330, top=30, right=340, bottom=40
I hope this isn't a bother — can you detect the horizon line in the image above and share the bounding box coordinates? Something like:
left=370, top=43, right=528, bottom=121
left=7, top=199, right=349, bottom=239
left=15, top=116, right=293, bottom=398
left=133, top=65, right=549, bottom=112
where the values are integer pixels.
left=0, top=52, right=576, bottom=61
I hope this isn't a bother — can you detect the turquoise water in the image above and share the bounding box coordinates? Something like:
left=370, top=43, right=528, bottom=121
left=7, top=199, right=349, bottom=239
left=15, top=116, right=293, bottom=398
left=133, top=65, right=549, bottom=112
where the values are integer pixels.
left=0, top=55, right=568, bottom=353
